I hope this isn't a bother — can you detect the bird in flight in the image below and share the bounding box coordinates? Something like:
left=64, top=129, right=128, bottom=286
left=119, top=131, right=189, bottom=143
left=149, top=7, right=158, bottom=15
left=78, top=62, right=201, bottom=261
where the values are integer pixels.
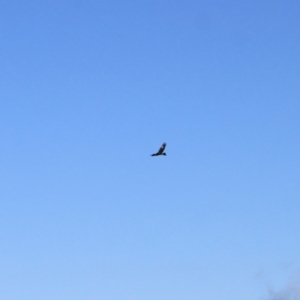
left=151, top=143, right=167, bottom=156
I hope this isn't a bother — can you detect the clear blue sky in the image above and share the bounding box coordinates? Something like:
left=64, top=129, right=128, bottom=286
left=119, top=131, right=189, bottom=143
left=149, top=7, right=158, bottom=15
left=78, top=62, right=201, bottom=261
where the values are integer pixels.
left=1, top=1, right=300, bottom=299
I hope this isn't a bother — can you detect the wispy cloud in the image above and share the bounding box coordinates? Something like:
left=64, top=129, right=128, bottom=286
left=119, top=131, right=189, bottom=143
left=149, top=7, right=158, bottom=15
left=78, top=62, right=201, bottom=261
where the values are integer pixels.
left=267, top=284, right=300, bottom=300
left=259, top=265, right=300, bottom=300
left=266, top=274, right=300, bottom=300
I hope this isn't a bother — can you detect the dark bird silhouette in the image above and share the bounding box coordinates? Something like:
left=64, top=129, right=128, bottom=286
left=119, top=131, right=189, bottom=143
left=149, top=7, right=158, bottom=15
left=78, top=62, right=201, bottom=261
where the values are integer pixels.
left=151, top=143, right=167, bottom=156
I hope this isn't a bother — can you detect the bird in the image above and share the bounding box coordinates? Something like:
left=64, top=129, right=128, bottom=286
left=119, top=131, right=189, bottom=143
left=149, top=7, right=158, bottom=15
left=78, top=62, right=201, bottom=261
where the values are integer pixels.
left=151, top=143, right=167, bottom=156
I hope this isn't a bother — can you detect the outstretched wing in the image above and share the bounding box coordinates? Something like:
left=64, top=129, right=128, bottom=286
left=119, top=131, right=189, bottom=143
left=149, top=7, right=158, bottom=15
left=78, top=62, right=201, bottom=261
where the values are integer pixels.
left=157, top=143, right=166, bottom=154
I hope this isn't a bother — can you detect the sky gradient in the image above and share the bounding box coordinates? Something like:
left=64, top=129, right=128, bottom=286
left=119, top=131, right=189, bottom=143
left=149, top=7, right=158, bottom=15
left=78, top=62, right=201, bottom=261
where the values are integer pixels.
left=1, top=1, right=300, bottom=299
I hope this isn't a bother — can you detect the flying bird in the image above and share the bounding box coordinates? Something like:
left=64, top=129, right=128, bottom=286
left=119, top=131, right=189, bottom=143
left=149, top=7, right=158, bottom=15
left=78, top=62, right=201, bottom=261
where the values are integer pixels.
left=151, top=143, right=167, bottom=156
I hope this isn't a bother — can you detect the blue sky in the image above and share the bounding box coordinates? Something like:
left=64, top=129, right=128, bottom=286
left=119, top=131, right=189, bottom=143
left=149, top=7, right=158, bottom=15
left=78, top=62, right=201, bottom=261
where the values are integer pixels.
left=1, top=1, right=300, bottom=299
